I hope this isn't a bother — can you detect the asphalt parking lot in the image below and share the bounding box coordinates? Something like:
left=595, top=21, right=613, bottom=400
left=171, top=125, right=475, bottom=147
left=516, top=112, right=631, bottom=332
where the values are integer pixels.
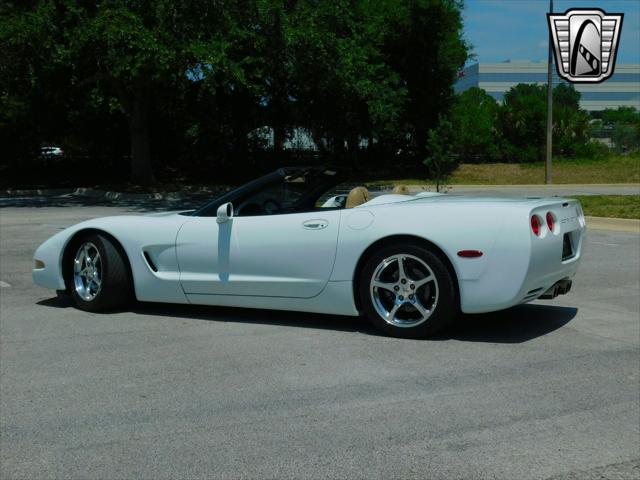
left=1, top=203, right=639, bottom=479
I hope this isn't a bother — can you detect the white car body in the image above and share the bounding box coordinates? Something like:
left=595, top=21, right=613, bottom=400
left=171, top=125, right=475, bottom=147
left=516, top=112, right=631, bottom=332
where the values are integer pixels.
left=33, top=176, right=586, bottom=316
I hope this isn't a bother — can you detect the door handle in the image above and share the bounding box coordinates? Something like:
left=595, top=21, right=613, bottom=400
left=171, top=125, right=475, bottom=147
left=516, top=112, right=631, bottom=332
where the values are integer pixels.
left=303, top=219, right=329, bottom=230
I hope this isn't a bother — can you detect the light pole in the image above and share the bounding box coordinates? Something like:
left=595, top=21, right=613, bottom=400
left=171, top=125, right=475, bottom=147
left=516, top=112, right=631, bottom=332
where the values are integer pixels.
left=545, top=0, right=554, bottom=184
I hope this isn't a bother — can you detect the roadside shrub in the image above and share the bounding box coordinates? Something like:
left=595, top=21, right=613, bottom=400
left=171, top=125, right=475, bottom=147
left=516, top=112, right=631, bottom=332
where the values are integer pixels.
left=572, top=140, right=610, bottom=160
left=449, top=87, right=502, bottom=162
left=498, top=84, right=547, bottom=163
left=612, top=123, right=640, bottom=153
left=423, top=117, right=459, bottom=191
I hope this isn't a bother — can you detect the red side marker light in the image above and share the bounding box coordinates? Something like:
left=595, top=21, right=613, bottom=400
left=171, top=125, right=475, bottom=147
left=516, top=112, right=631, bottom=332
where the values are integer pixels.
left=457, top=250, right=483, bottom=258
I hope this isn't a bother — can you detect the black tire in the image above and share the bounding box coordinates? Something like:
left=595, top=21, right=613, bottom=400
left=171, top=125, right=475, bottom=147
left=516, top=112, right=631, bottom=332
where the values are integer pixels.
left=358, top=243, right=457, bottom=338
left=67, top=234, right=132, bottom=312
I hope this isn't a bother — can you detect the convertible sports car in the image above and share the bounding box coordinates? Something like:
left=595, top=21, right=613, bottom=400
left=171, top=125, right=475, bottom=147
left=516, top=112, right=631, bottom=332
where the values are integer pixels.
left=33, top=167, right=586, bottom=338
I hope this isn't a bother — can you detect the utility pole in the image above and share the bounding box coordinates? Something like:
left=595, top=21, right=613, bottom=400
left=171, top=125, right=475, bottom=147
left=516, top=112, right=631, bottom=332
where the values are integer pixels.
left=545, top=0, right=554, bottom=184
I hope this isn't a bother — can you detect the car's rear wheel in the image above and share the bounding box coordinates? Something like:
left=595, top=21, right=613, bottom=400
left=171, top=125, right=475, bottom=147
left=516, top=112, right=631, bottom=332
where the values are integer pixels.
left=67, top=234, right=131, bottom=311
left=358, top=243, right=457, bottom=338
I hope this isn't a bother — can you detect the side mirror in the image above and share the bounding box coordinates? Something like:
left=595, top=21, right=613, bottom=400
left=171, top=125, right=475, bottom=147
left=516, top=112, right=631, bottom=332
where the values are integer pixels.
left=216, top=202, right=234, bottom=224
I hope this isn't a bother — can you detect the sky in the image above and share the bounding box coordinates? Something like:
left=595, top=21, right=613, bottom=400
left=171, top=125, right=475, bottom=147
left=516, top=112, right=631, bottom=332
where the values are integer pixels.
left=463, top=0, right=640, bottom=64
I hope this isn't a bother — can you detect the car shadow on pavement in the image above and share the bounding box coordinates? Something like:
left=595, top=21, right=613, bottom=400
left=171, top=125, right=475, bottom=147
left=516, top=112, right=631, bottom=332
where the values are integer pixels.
left=448, top=304, right=578, bottom=343
left=38, top=296, right=576, bottom=343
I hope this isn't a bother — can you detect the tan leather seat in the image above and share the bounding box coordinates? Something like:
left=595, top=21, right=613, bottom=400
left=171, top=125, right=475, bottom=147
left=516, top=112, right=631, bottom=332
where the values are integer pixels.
left=345, top=186, right=370, bottom=208
left=392, top=185, right=410, bottom=195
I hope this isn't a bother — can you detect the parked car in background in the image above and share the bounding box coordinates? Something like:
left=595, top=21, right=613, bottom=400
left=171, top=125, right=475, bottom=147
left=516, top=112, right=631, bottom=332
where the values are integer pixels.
left=39, top=146, right=64, bottom=158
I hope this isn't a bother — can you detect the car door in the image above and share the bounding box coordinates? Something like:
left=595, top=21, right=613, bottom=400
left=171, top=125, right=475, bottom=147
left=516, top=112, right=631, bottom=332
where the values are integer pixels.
left=176, top=209, right=341, bottom=298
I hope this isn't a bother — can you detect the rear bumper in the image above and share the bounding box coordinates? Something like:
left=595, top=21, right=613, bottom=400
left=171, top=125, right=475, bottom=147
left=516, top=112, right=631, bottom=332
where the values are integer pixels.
left=515, top=223, right=584, bottom=305
left=516, top=259, right=581, bottom=305
left=539, top=279, right=572, bottom=299
left=461, top=256, right=582, bottom=313
left=460, top=206, right=585, bottom=314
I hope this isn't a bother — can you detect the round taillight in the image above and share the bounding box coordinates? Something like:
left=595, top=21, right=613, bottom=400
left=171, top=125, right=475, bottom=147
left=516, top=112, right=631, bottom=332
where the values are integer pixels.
left=531, top=215, right=542, bottom=236
left=546, top=212, right=555, bottom=232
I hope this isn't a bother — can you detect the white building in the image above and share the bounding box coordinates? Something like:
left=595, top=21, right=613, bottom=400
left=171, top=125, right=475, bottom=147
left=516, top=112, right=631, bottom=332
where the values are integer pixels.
left=455, top=60, right=640, bottom=111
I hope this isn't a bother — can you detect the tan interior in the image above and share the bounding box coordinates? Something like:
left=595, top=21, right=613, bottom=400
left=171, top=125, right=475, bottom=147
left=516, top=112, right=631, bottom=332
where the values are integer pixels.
left=392, top=185, right=410, bottom=195
left=345, top=186, right=370, bottom=209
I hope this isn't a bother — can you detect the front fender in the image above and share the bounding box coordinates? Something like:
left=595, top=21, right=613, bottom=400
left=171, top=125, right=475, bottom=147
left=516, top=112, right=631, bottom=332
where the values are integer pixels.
left=32, top=227, right=74, bottom=290
left=32, top=215, right=189, bottom=304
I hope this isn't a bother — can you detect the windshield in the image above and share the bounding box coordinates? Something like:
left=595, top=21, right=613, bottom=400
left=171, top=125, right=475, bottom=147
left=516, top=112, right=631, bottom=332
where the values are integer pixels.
left=190, top=167, right=343, bottom=217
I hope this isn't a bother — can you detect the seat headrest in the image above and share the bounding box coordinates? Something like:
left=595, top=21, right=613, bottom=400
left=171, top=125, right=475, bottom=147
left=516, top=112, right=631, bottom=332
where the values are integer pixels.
left=345, top=186, right=370, bottom=208
left=392, top=185, right=410, bottom=195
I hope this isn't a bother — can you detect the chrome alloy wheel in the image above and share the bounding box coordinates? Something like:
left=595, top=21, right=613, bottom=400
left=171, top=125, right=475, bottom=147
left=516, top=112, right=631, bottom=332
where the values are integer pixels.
left=73, top=242, right=102, bottom=301
left=369, top=254, right=439, bottom=328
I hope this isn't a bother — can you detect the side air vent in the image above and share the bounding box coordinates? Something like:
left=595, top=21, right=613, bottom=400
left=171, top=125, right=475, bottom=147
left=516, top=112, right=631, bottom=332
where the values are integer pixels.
left=143, top=251, right=158, bottom=272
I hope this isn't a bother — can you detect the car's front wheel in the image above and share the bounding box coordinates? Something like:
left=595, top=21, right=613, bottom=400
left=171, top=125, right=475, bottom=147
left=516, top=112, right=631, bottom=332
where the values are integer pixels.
left=358, top=243, right=457, bottom=338
left=67, top=234, right=132, bottom=311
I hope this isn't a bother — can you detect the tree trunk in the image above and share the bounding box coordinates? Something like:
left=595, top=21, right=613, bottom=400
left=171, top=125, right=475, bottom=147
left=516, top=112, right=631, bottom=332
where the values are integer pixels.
left=273, top=124, right=286, bottom=154
left=129, top=92, right=154, bottom=185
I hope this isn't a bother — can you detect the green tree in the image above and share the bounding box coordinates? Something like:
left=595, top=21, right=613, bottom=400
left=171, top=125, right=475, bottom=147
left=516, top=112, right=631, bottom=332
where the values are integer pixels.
left=423, top=116, right=457, bottom=191
left=449, top=87, right=501, bottom=161
left=612, top=123, right=640, bottom=152
left=499, top=83, right=547, bottom=162
left=552, top=83, right=590, bottom=156
left=601, top=107, right=640, bottom=152
left=601, top=106, right=640, bottom=125
left=1, top=1, right=244, bottom=184
left=1, top=0, right=469, bottom=184
left=287, top=1, right=408, bottom=156
left=383, top=0, right=468, bottom=155
left=498, top=82, right=593, bottom=162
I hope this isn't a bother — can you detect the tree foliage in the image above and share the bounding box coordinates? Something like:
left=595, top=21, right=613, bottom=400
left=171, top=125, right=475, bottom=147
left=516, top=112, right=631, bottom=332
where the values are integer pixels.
left=0, top=0, right=468, bottom=185
left=498, top=83, right=548, bottom=163
left=599, top=107, right=640, bottom=152
left=552, top=83, right=591, bottom=157
left=448, top=87, right=501, bottom=161
left=423, top=116, right=456, bottom=191
left=435, top=81, right=612, bottom=174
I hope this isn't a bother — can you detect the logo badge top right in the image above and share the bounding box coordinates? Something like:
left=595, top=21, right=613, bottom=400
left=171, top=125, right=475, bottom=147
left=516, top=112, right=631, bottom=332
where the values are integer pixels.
left=548, top=9, right=624, bottom=83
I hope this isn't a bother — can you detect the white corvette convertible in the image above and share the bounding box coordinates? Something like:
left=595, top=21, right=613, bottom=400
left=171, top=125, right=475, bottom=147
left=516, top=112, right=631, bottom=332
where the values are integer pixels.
left=33, top=167, right=585, bottom=338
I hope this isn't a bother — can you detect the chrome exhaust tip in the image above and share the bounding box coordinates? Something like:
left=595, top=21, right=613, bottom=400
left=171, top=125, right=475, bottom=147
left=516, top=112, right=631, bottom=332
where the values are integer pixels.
left=539, top=279, right=572, bottom=299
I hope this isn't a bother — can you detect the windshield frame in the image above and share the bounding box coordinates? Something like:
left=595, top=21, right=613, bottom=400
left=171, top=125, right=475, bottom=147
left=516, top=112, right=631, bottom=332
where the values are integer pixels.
left=189, top=167, right=342, bottom=217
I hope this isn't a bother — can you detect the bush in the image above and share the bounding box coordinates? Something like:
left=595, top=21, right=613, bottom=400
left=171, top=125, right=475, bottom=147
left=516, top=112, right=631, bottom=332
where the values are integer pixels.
left=449, top=87, right=502, bottom=162
left=451, top=83, right=607, bottom=163
left=612, top=123, right=640, bottom=153
left=423, top=117, right=459, bottom=191
left=572, top=140, right=610, bottom=160
left=498, top=84, right=547, bottom=163
left=597, top=107, right=639, bottom=153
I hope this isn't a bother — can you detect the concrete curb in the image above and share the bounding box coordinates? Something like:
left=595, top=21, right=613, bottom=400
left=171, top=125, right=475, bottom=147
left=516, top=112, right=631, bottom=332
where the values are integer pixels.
left=586, top=216, right=640, bottom=233
left=3, top=187, right=76, bottom=197
left=398, top=183, right=640, bottom=189
left=402, top=184, right=640, bottom=196
left=450, top=183, right=640, bottom=188
left=2, top=186, right=224, bottom=201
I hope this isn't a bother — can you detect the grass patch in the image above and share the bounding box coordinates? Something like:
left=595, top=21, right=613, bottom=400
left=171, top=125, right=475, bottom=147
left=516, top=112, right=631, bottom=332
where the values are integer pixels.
left=572, top=195, right=640, bottom=219
left=452, top=155, right=639, bottom=185
left=369, top=154, right=639, bottom=186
